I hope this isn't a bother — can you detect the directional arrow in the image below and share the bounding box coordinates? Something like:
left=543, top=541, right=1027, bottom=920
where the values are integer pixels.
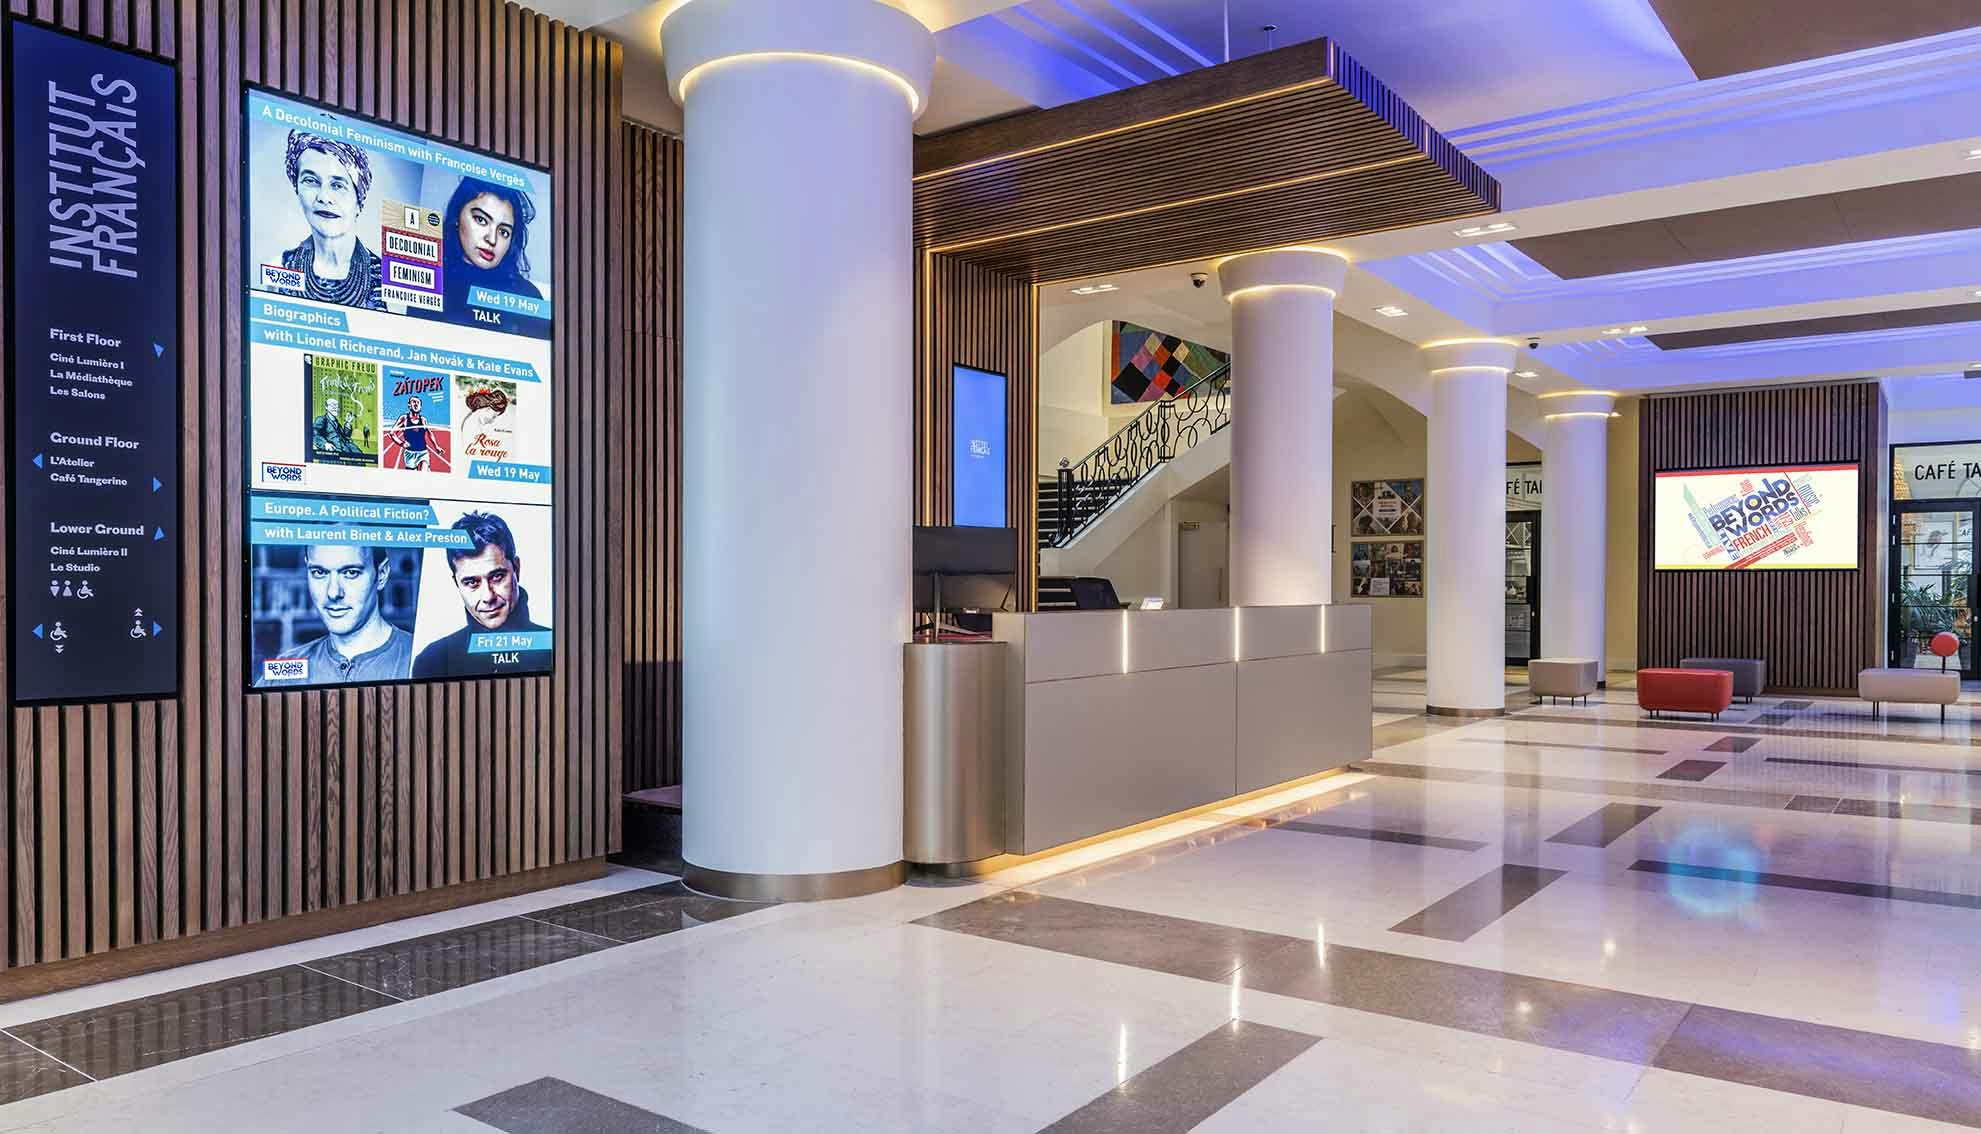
left=153, top=527, right=165, bottom=541
left=31, top=453, right=42, bottom=469
left=152, top=621, right=163, bottom=638
left=153, top=342, right=164, bottom=359
left=152, top=476, right=162, bottom=493
left=31, top=624, right=42, bottom=640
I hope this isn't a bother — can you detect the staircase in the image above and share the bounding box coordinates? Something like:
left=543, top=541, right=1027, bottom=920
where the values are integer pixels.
left=1040, top=362, right=1231, bottom=550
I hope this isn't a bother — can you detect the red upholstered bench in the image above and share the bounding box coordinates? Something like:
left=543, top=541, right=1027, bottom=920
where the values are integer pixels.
left=1637, top=668, right=1733, bottom=720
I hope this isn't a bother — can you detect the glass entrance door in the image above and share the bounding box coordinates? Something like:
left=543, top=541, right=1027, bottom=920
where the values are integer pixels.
left=1505, top=512, right=1540, bottom=665
left=1891, top=504, right=1978, bottom=678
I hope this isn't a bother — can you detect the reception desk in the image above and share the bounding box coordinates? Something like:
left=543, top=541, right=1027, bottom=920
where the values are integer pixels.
left=991, top=605, right=1372, bottom=856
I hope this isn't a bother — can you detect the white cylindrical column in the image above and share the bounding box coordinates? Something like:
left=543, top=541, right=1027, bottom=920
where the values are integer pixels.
left=1539, top=391, right=1616, bottom=678
left=1217, top=248, right=1349, bottom=607
left=667, top=0, right=933, bottom=900
left=1423, top=340, right=1517, bottom=715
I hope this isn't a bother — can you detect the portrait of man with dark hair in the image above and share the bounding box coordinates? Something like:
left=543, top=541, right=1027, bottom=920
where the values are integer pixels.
left=256, top=543, right=413, bottom=686
left=413, top=510, right=549, bottom=677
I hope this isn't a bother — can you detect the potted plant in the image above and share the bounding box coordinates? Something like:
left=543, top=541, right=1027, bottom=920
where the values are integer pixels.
left=1897, top=579, right=1957, bottom=667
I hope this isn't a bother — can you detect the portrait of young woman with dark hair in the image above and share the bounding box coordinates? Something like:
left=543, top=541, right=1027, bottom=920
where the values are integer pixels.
left=425, top=176, right=548, bottom=337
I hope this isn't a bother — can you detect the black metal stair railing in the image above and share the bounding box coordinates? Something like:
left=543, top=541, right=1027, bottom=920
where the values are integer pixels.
left=1043, top=362, right=1231, bottom=549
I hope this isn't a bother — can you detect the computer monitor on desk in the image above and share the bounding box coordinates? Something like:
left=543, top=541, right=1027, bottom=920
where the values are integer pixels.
left=913, top=525, right=1017, bottom=639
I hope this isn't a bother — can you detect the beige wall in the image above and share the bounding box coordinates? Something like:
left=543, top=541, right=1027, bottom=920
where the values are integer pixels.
left=1037, top=322, right=1110, bottom=475
left=1605, top=398, right=1641, bottom=674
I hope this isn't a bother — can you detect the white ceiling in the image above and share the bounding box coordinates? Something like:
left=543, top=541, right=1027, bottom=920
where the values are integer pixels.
left=546, top=0, right=1981, bottom=398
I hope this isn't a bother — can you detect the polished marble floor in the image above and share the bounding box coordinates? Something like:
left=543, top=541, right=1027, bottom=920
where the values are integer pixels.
left=2, top=671, right=1981, bottom=1130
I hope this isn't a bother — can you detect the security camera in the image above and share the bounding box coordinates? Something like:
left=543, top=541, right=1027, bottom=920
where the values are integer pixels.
left=1526, top=337, right=1541, bottom=351
left=1190, top=272, right=1210, bottom=289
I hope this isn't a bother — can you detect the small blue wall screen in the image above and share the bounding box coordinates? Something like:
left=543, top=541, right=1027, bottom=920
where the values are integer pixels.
left=951, top=365, right=1007, bottom=529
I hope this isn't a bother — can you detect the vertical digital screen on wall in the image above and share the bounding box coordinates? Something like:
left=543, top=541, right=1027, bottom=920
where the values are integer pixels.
left=1652, top=464, right=1859, bottom=570
left=7, top=21, right=180, bottom=704
left=951, top=365, right=1007, bottom=528
left=242, top=88, right=554, bottom=689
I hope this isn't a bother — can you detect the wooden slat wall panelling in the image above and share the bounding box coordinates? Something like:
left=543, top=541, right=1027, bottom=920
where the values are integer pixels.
left=0, top=0, right=627, bottom=985
left=914, top=252, right=1040, bottom=606
left=619, top=122, right=683, bottom=793
left=1636, top=382, right=1884, bottom=695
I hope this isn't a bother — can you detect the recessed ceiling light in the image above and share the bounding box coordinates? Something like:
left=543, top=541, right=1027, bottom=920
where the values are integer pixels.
left=1373, top=304, right=1408, bottom=318
left=1968, top=147, right=1981, bottom=160
left=1069, top=283, right=1118, bottom=296
left=1514, top=370, right=1538, bottom=378
left=1452, top=221, right=1518, bottom=238
left=1628, top=325, right=1648, bottom=334
left=1601, top=326, right=1625, bottom=335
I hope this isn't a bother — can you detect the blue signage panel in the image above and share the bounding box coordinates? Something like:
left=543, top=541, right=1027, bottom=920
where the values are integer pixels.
left=952, top=365, right=1007, bottom=529
left=8, top=21, right=180, bottom=703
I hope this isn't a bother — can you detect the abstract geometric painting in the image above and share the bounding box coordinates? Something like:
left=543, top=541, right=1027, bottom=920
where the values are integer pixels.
left=1110, top=322, right=1229, bottom=404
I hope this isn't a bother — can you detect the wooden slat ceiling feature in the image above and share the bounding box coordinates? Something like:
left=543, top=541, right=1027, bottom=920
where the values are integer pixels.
left=1647, top=301, right=1981, bottom=350
left=1647, top=0, right=1978, bottom=80
left=913, top=38, right=1499, bottom=283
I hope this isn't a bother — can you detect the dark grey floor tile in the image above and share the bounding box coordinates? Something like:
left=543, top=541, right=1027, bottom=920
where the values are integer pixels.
left=524, top=882, right=771, bottom=944
left=1629, top=860, right=1981, bottom=911
left=1785, top=795, right=1842, bottom=813
left=1654, top=1005, right=1981, bottom=1127
left=1460, top=738, right=1668, bottom=756
left=306, top=917, right=616, bottom=1000
left=915, top=892, right=1292, bottom=983
left=1519, top=713, right=1981, bottom=748
left=1238, top=933, right=1690, bottom=1065
left=1040, top=1020, right=1319, bottom=1134
left=1546, top=804, right=1662, bottom=848
left=1271, top=819, right=1486, bottom=853
left=1767, top=755, right=1981, bottom=778
left=0, top=1033, right=91, bottom=1103
left=1389, top=864, right=1566, bottom=942
left=8, top=965, right=396, bottom=1080
left=1704, top=736, right=1760, bottom=753
left=458, top=1076, right=707, bottom=1133
left=1774, top=700, right=1815, bottom=710
left=1749, top=713, right=1797, bottom=726
left=1357, top=762, right=1798, bottom=811
left=1655, top=759, right=1726, bottom=782
left=1834, top=799, right=1903, bottom=819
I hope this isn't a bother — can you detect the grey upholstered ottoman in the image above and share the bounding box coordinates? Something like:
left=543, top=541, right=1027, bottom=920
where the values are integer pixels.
left=1679, top=657, right=1765, bottom=703
left=1528, top=658, right=1599, bottom=705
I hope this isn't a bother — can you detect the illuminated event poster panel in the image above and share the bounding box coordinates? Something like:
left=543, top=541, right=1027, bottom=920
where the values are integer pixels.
left=243, top=88, right=554, bottom=689
left=951, top=365, right=1007, bottom=529
left=1652, top=464, right=1859, bottom=571
left=7, top=21, right=180, bottom=704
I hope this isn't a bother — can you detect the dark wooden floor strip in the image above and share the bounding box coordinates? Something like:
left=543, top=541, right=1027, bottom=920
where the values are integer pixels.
left=1655, top=759, right=1726, bottom=782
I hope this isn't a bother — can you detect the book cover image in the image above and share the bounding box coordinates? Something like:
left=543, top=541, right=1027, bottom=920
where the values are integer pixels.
left=305, top=355, right=380, bottom=467
left=381, top=367, right=452, bottom=473
left=457, top=377, right=519, bottom=464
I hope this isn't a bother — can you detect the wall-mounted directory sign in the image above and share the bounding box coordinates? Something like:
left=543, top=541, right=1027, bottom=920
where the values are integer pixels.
left=243, top=88, right=555, bottom=690
left=8, top=20, right=180, bottom=704
left=1892, top=441, right=1981, bottom=502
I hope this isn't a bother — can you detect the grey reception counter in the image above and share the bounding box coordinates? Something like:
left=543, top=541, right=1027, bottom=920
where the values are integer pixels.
left=990, top=604, right=1372, bottom=857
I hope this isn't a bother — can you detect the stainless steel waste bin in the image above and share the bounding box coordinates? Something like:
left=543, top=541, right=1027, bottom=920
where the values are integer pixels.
left=903, top=641, right=1005, bottom=866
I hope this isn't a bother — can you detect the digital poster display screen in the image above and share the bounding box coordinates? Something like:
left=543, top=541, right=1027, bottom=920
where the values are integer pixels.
left=243, top=88, right=554, bottom=689
left=7, top=20, right=180, bottom=704
left=951, top=365, right=1007, bottom=529
left=1652, top=464, right=1860, bottom=571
